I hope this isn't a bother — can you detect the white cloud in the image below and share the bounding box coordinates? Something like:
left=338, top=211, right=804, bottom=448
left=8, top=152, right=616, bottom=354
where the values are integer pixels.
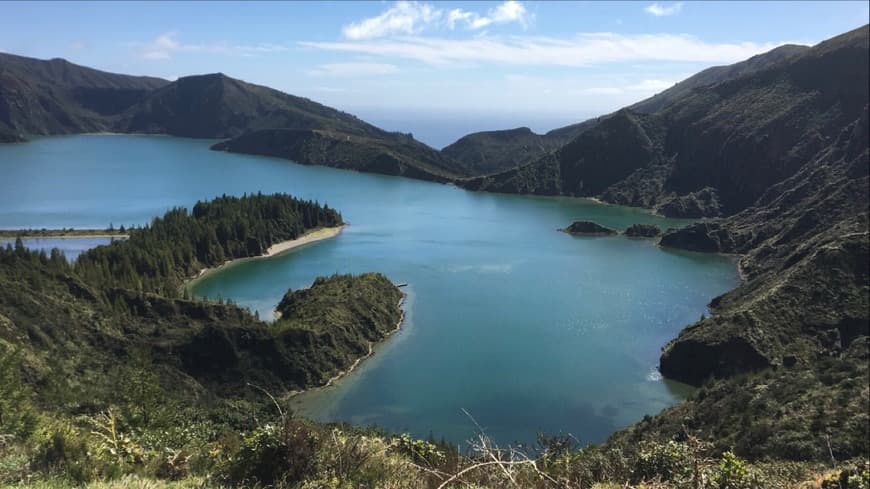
left=628, top=79, right=675, bottom=91
left=133, top=32, right=289, bottom=60
left=141, top=32, right=179, bottom=59
left=583, top=87, right=624, bottom=95
left=300, top=33, right=790, bottom=67
left=447, top=8, right=475, bottom=29
left=310, top=86, right=354, bottom=93
left=450, top=1, right=531, bottom=31
left=341, top=1, right=530, bottom=40
left=307, top=62, right=399, bottom=77
left=342, top=1, right=441, bottom=40
left=645, top=2, right=683, bottom=17
left=579, top=79, right=678, bottom=96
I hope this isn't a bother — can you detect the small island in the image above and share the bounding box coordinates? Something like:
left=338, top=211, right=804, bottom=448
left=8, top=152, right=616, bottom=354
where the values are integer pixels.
left=560, top=220, right=618, bottom=235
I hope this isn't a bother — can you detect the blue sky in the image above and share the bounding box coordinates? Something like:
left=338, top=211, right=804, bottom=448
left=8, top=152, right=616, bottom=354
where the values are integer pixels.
left=2, top=1, right=867, bottom=137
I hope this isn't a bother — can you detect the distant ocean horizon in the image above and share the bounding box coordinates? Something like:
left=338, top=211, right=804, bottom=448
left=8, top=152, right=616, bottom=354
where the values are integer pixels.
left=350, top=109, right=597, bottom=149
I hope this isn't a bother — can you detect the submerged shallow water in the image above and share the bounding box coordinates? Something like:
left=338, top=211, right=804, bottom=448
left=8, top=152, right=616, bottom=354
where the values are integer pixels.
left=0, top=135, right=739, bottom=446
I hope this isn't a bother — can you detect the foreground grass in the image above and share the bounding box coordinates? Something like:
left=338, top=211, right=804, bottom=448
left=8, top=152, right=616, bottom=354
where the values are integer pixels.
left=1, top=402, right=867, bottom=489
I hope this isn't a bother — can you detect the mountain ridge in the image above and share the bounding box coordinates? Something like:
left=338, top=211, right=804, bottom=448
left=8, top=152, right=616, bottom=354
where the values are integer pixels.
left=458, top=25, right=869, bottom=218
left=0, top=54, right=468, bottom=181
left=441, top=41, right=812, bottom=177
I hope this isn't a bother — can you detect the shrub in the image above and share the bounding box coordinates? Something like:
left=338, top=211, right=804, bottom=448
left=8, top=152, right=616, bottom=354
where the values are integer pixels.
left=0, top=346, right=38, bottom=440
left=218, top=419, right=320, bottom=486
left=712, top=451, right=749, bottom=489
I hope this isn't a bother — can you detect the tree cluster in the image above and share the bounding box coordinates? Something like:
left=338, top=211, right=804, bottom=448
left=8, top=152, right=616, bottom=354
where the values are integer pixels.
left=74, top=193, right=342, bottom=296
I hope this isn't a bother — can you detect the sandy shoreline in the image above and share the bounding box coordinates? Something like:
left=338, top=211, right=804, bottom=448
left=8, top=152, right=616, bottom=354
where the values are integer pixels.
left=262, top=226, right=344, bottom=258
left=186, top=225, right=345, bottom=288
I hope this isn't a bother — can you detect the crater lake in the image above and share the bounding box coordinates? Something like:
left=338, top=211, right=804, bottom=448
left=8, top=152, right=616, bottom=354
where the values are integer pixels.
left=0, top=135, right=740, bottom=446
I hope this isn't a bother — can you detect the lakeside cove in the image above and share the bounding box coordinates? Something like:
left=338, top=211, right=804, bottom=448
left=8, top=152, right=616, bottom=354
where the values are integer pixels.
left=0, top=134, right=740, bottom=445
left=184, top=225, right=346, bottom=292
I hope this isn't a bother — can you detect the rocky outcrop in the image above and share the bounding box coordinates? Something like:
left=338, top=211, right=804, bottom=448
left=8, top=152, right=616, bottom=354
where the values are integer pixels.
left=655, top=187, right=723, bottom=218
left=623, top=224, right=662, bottom=238
left=659, top=335, right=772, bottom=386
left=561, top=221, right=618, bottom=235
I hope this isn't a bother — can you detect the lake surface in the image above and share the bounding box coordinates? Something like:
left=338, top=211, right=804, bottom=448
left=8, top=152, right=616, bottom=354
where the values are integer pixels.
left=0, top=135, right=740, bottom=446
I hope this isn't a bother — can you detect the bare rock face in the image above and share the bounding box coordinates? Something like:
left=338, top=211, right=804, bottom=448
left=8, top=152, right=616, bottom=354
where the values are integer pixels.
left=659, top=334, right=772, bottom=386
left=655, top=187, right=723, bottom=218
left=561, top=221, right=618, bottom=235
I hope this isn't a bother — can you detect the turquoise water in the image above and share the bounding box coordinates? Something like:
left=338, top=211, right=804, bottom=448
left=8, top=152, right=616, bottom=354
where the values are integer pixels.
left=0, top=135, right=739, bottom=446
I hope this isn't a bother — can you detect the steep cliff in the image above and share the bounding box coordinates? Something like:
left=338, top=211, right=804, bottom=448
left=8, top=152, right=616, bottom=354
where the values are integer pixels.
left=659, top=105, right=869, bottom=385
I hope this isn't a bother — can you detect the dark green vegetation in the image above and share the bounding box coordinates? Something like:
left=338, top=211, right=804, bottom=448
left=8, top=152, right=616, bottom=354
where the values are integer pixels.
left=615, top=338, right=869, bottom=462
left=561, top=220, right=618, bottom=236
left=1, top=242, right=865, bottom=489
left=0, top=195, right=405, bottom=395
left=0, top=228, right=128, bottom=238
left=623, top=223, right=662, bottom=238
left=0, top=195, right=428, bottom=487
left=0, top=238, right=399, bottom=395
left=75, top=193, right=341, bottom=296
